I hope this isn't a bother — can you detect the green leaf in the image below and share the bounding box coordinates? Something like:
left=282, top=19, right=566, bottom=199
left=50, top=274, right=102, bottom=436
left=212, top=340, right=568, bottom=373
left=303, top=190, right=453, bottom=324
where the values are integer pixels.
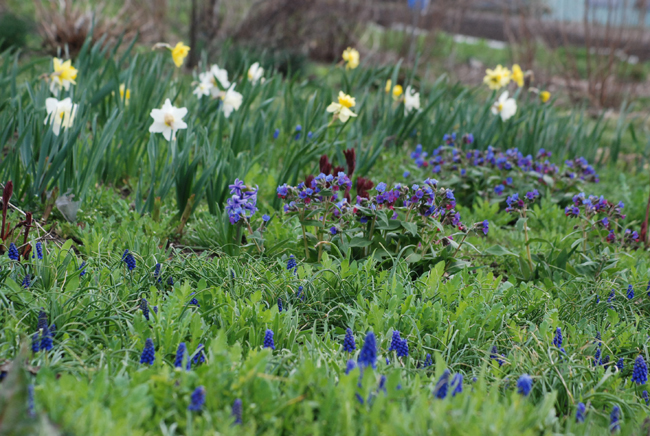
left=401, top=221, right=418, bottom=237
left=484, top=245, right=517, bottom=257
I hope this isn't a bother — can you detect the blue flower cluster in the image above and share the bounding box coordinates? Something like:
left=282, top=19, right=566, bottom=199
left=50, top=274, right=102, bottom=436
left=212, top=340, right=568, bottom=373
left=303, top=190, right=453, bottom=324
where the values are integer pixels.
left=632, top=355, right=648, bottom=385
left=122, top=249, right=136, bottom=270
left=343, top=328, right=356, bottom=352
left=7, top=242, right=19, bottom=260
left=226, top=179, right=259, bottom=224
left=263, top=329, right=275, bottom=350
left=140, top=338, right=155, bottom=365
left=188, top=386, right=206, bottom=411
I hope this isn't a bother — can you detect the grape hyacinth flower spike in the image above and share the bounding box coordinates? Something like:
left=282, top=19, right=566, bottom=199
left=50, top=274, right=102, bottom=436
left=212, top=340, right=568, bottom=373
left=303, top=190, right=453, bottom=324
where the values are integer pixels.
left=423, top=353, right=433, bottom=368
left=388, top=330, right=402, bottom=352
left=140, top=338, right=155, bottom=365
left=35, top=242, right=43, bottom=260
left=576, top=402, right=586, bottom=423
left=287, top=255, right=297, bottom=274
left=122, top=249, right=136, bottom=271
left=610, top=405, right=621, bottom=432
left=174, top=342, right=187, bottom=369
left=232, top=398, right=243, bottom=425
left=140, top=298, right=150, bottom=321
left=192, top=343, right=206, bottom=365
left=343, top=328, right=356, bottom=352
left=433, top=369, right=451, bottom=399
left=553, top=327, right=563, bottom=348
left=263, top=329, right=275, bottom=350
left=517, top=374, right=532, bottom=396
left=632, top=355, right=648, bottom=385
left=357, top=332, right=377, bottom=369
left=451, top=373, right=463, bottom=397
left=188, top=386, right=206, bottom=411
left=643, top=390, right=649, bottom=405
left=345, top=359, right=357, bottom=375
left=7, top=242, right=19, bottom=261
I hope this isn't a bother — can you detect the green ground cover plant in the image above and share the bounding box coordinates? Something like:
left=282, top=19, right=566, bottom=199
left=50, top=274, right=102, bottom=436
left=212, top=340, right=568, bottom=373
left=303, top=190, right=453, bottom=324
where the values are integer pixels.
left=1, top=34, right=650, bottom=435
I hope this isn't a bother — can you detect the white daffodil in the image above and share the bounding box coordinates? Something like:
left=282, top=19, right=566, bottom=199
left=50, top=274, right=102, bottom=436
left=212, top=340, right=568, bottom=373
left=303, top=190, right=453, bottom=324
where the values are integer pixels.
left=491, top=91, right=517, bottom=122
left=404, top=86, right=421, bottom=115
left=44, top=97, right=77, bottom=136
left=210, top=64, right=230, bottom=90
left=221, top=85, right=243, bottom=118
left=248, top=62, right=264, bottom=84
left=149, top=98, right=188, bottom=141
left=193, top=78, right=212, bottom=98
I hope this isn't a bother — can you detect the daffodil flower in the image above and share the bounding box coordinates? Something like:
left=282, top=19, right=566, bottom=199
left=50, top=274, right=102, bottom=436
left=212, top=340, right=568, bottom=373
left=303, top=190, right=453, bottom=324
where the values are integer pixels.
left=326, top=91, right=357, bottom=123
left=171, top=42, right=190, bottom=67
left=193, top=79, right=212, bottom=98
left=248, top=62, right=264, bottom=84
left=152, top=42, right=190, bottom=68
left=220, top=85, right=243, bottom=118
left=386, top=80, right=403, bottom=101
left=119, top=84, right=131, bottom=104
left=45, top=97, right=78, bottom=136
left=483, top=65, right=511, bottom=90
left=342, top=47, right=360, bottom=70
left=404, top=86, right=420, bottom=114
left=491, top=91, right=517, bottom=121
left=149, top=99, right=188, bottom=141
left=540, top=91, right=551, bottom=103
left=511, top=64, right=524, bottom=87
left=49, top=58, right=78, bottom=94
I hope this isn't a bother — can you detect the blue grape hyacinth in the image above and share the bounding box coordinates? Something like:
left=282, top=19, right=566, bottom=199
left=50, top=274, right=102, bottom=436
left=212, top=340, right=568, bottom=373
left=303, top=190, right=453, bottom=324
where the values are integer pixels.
left=610, top=405, right=621, bottom=432
left=287, top=255, right=297, bottom=274
left=192, top=344, right=205, bottom=365
left=388, top=330, right=401, bottom=352
left=40, top=325, right=53, bottom=351
left=174, top=342, right=187, bottom=369
left=188, top=386, right=205, bottom=411
left=263, top=329, right=275, bottom=350
left=553, top=327, right=563, bottom=348
left=397, top=338, right=409, bottom=358
left=232, top=399, right=243, bottom=425
left=343, top=328, right=356, bottom=352
left=79, top=261, right=87, bottom=277
left=22, top=274, right=30, bottom=288
left=7, top=242, right=19, bottom=260
left=31, top=333, right=40, bottom=353
left=122, top=249, right=136, bottom=271
left=140, top=298, right=150, bottom=321
left=451, top=373, right=463, bottom=397
left=357, top=332, right=377, bottom=369
left=643, top=390, right=649, bottom=405
left=632, top=355, right=648, bottom=385
left=140, top=338, right=155, bottom=365
left=345, top=359, right=357, bottom=375
left=627, top=285, right=634, bottom=300
left=576, top=402, right=586, bottom=423
left=423, top=353, right=433, bottom=367
left=278, top=298, right=283, bottom=312
left=433, top=369, right=451, bottom=399
left=35, top=241, right=43, bottom=259
left=517, top=374, right=532, bottom=396
left=616, top=358, right=624, bottom=371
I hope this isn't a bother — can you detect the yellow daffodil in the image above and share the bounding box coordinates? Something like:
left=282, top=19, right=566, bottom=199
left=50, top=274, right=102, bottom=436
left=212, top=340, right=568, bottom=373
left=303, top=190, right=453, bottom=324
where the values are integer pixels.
left=540, top=91, right=551, bottom=103
left=392, top=84, right=403, bottom=100
left=385, top=80, right=403, bottom=100
left=326, top=91, right=357, bottom=123
left=50, top=58, right=77, bottom=94
left=511, top=64, right=524, bottom=88
left=119, top=84, right=131, bottom=103
left=171, top=42, right=190, bottom=67
left=483, top=65, right=511, bottom=90
left=342, top=47, right=360, bottom=70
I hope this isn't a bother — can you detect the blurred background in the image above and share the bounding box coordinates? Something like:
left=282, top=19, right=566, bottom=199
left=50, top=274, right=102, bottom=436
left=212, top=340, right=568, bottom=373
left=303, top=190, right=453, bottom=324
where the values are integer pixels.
left=1, top=0, right=649, bottom=109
